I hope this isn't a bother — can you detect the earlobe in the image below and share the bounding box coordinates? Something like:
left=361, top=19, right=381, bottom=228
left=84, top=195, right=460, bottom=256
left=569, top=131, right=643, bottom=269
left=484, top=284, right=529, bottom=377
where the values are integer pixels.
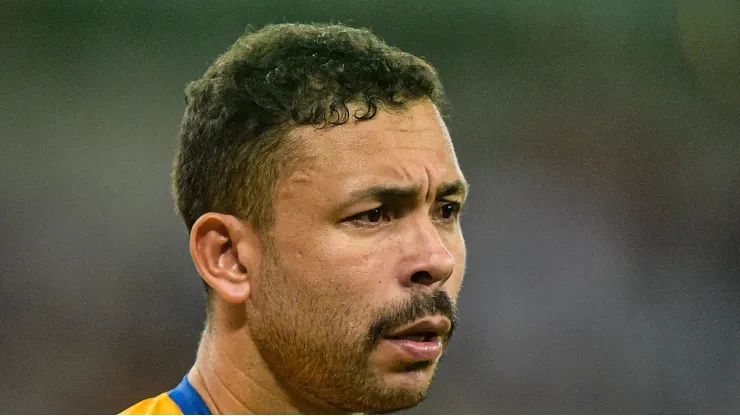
left=190, top=213, right=256, bottom=304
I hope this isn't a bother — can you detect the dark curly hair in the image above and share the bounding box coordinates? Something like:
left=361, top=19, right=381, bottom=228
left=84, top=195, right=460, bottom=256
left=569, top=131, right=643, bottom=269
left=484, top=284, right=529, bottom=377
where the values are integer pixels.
left=173, top=23, right=446, bottom=238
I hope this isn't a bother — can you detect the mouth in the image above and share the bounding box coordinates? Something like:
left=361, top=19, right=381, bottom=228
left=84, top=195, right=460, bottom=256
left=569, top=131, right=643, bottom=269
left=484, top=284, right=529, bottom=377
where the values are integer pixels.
left=381, top=316, right=450, bottom=362
left=385, top=332, right=440, bottom=343
left=385, top=315, right=451, bottom=340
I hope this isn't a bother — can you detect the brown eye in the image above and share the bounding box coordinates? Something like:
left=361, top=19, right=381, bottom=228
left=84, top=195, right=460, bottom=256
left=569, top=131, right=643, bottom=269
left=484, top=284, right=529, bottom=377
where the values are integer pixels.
left=348, top=206, right=391, bottom=226
left=435, top=201, right=461, bottom=222
left=441, top=203, right=456, bottom=219
left=366, top=207, right=382, bottom=223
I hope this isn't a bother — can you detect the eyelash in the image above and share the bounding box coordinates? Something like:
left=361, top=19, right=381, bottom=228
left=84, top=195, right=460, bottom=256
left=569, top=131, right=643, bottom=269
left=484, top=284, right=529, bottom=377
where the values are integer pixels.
left=347, top=201, right=463, bottom=226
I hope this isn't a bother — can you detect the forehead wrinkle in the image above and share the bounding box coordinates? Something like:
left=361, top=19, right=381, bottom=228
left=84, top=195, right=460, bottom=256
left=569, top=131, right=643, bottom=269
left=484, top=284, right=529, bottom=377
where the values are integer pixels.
left=423, top=164, right=435, bottom=203
left=363, top=126, right=449, bottom=146
left=281, top=102, right=462, bottom=198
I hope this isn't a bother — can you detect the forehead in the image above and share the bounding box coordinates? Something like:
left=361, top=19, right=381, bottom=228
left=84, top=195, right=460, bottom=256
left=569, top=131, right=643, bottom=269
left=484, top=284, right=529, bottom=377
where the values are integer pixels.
left=285, top=101, right=463, bottom=193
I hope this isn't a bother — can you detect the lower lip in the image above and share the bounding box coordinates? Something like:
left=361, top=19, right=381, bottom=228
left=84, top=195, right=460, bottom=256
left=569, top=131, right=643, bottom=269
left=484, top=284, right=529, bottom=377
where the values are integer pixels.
left=382, top=336, right=443, bottom=361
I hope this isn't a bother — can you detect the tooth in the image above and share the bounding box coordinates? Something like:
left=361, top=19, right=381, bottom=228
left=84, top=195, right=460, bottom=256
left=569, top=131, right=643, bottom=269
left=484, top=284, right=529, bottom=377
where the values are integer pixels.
left=406, top=335, right=425, bottom=342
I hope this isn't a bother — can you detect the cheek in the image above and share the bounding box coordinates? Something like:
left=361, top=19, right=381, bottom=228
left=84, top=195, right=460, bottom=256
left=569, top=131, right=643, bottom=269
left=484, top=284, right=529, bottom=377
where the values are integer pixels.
left=321, top=238, right=392, bottom=298
left=276, top=228, right=395, bottom=307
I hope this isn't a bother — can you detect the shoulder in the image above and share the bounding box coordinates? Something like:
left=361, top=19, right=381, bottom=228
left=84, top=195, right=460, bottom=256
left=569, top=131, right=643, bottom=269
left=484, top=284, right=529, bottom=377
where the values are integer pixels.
left=119, top=392, right=183, bottom=415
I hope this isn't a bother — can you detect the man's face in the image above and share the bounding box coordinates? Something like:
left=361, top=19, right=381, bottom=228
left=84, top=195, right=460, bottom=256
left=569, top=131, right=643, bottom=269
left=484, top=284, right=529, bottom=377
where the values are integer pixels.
left=245, top=101, right=468, bottom=413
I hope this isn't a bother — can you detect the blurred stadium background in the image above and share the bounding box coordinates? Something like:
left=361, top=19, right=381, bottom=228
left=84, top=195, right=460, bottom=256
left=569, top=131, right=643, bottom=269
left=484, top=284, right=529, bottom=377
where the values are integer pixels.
left=1, top=0, right=739, bottom=413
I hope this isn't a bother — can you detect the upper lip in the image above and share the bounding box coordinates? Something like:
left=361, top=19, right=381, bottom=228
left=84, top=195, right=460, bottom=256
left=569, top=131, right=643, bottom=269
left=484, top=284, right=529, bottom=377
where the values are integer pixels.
left=385, top=316, right=451, bottom=338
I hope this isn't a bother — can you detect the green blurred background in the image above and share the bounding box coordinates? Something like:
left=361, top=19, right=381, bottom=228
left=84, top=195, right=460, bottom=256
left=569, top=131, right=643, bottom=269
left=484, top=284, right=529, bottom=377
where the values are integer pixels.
left=1, top=0, right=739, bottom=413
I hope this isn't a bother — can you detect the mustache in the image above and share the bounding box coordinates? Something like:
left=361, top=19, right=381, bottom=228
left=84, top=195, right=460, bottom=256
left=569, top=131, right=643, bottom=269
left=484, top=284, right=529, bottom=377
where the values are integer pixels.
left=366, top=290, right=458, bottom=350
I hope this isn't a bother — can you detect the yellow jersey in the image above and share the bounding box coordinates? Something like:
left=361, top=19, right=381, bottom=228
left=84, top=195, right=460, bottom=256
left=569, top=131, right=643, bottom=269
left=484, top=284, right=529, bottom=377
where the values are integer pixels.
left=120, top=375, right=211, bottom=415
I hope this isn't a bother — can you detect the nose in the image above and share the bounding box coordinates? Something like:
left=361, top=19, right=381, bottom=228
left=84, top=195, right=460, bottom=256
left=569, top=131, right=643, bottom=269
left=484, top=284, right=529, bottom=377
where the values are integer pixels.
left=400, top=218, right=456, bottom=288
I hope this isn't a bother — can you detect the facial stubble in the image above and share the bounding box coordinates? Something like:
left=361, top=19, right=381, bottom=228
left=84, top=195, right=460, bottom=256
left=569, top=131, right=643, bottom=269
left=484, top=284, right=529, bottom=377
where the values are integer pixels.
left=246, top=242, right=458, bottom=413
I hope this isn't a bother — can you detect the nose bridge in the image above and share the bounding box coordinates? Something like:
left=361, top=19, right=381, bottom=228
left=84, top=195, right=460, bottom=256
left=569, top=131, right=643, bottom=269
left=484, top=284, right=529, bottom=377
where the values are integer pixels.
left=404, top=213, right=455, bottom=284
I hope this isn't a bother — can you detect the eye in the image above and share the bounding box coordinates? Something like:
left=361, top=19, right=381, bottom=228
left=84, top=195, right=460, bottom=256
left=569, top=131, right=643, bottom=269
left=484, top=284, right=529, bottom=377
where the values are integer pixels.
left=435, top=201, right=462, bottom=222
left=364, top=207, right=383, bottom=223
left=347, top=206, right=392, bottom=226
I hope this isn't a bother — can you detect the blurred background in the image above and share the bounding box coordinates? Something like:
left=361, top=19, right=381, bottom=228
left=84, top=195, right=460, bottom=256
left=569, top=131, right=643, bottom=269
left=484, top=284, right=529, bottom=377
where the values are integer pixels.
left=2, top=0, right=740, bottom=413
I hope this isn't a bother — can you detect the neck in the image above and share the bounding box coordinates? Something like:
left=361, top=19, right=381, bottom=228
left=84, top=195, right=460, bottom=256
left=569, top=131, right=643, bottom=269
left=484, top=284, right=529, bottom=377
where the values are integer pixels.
left=188, top=323, right=344, bottom=415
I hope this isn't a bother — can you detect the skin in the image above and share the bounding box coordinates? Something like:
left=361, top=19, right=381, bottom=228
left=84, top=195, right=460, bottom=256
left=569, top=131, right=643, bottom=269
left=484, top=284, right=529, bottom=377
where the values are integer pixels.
left=187, top=100, right=468, bottom=414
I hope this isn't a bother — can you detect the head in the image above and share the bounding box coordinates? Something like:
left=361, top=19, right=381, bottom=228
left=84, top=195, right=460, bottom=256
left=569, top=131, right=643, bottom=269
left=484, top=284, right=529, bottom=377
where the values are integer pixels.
left=174, top=23, right=468, bottom=413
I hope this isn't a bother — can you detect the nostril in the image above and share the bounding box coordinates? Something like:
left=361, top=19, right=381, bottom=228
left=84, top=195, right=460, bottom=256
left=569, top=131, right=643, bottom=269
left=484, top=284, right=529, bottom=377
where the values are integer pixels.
left=410, top=271, right=435, bottom=285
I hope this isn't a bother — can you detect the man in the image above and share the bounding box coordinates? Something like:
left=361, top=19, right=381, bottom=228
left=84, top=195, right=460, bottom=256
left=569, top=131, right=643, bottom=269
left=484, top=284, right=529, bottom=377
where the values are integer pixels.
left=121, top=22, right=469, bottom=415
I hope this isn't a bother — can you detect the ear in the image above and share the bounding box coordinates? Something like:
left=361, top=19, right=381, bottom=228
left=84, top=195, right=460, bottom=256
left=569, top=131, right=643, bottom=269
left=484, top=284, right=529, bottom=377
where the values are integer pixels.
left=189, top=213, right=262, bottom=304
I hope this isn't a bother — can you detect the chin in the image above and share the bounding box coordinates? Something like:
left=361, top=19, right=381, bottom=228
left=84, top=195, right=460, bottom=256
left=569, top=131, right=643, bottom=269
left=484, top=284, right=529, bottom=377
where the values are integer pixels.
left=355, top=389, right=428, bottom=414
left=329, top=374, right=431, bottom=415
left=390, top=370, right=433, bottom=389
left=372, top=363, right=436, bottom=406
left=341, top=356, right=439, bottom=413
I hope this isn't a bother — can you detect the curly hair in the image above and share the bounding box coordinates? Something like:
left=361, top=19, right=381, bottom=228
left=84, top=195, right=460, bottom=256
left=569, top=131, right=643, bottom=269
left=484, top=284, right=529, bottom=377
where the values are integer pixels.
left=173, top=23, right=446, bottom=237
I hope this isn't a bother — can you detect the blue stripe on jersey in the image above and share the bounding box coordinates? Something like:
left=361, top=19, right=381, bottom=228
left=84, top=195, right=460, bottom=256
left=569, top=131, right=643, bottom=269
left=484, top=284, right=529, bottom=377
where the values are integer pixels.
left=168, top=375, right=211, bottom=415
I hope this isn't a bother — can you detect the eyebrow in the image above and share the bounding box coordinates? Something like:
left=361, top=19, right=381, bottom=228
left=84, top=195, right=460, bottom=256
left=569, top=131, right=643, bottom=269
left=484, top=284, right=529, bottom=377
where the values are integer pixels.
left=340, top=179, right=469, bottom=211
left=437, top=179, right=469, bottom=201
